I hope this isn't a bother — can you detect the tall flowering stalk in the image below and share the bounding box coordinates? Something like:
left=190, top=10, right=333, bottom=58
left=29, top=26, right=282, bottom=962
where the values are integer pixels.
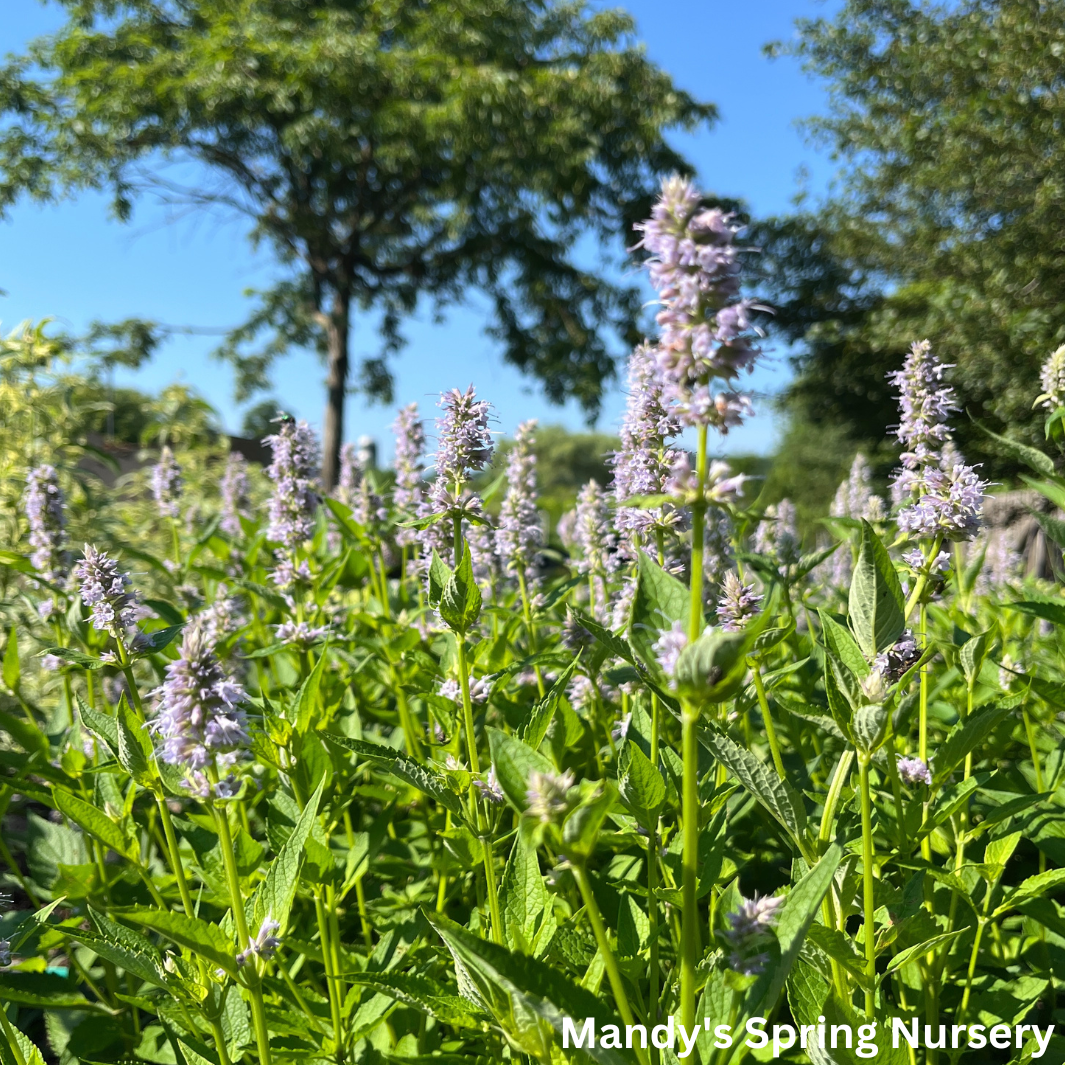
left=637, top=175, right=763, bottom=1030
left=151, top=445, right=183, bottom=520
left=392, top=404, right=427, bottom=568
left=496, top=420, right=542, bottom=602
left=23, top=464, right=68, bottom=587
left=573, top=480, right=618, bottom=618
left=336, top=442, right=359, bottom=508
left=73, top=545, right=145, bottom=650
left=264, top=415, right=321, bottom=589
left=219, top=451, right=249, bottom=537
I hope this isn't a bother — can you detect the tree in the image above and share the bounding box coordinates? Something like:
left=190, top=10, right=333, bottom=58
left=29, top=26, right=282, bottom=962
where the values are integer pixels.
left=0, top=0, right=713, bottom=486
left=768, top=0, right=1065, bottom=467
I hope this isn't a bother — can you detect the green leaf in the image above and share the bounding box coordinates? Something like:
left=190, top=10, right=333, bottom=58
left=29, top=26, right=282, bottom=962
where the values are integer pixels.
left=69, top=915, right=175, bottom=992
left=630, top=550, right=688, bottom=668
left=321, top=733, right=461, bottom=815
left=673, top=626, right=751, bottom=702
left=3, top=627, right=19, bottom=690
left=4, top=898, right=65, bottom=955
left=121, top=908, right=237, bottom=976
left=852, top=702, right=890, bottom=754
left=115, top=693, right=154, bottom=783
left=819, top=610, right=870, bottom=678
left=959, top=628, right=994, bottom=684
left=253, top=776, right=325, bottom=933
left=499, top=830, right=556, bottom=958
left=561, top=781, right=615, bottom=859
left=53, top=787, right=134, bottom=858
left=39, top=646, right=107, bottom=670
left=698, top=725, right=807, bottom=842
left=932, top=702, right=1013, bottom=784
left=427, top=910, right=634, bottom=1065
left=346, top=971, right=487, bottom=1028
left=488, top=728, right=554, bottom=812
left=293, top=646, right=328, bottom=734
left=997, top=868, right=1065, bottom=915
left=440, top=541, right=482, bottom=633
left=884, top=930, right=964, bottom=975
left=517, top=655, right=581, bottom=750
left=617, top=740, right=665, bottom=824
left=849, top=520, right=905, bottom=658
left=976, top=419, right=1058, bottom=478
left=428, top=550, right=453, bottom=608
left=568, top=607, right=634, bottom=664
left=1006, top=599, right=1065, bottom=626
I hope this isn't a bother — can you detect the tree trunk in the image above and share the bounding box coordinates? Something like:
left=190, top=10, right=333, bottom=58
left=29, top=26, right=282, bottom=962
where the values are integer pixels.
left=321, top=296, right=350, bottom=491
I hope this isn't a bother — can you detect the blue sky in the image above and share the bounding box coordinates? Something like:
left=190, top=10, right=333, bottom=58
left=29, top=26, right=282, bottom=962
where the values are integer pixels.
left=2, top=0, right=838, bottom=460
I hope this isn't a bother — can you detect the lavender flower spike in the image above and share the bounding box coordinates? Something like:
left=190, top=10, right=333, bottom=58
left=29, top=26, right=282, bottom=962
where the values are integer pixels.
left=635, top=176, right=761, bottom=430
left=716, top=571, right=762, bottom=632
left=336, top=442, right=359, bottom=507
left=392, top=403, right=427, bottom=548
left=264, top=415, right=321, bottom=551
left=496, top=420, right=542, bottom=588
left=24, top=464, right=68, bottom=585
left=73, top=545, right=145, bottom=641
left=219, top=451, right=249, bottom=537
left=148, top=623, right=250, bottom=775
left=1037, top=344, right=1065, bottom=410
left=151, top=445, right=183, bottom=519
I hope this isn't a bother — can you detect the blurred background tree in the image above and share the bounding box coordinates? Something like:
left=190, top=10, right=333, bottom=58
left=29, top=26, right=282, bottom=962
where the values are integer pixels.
left=759, top=0, right=1065, bottom=496
left=0, top=0, right=715, bottom=487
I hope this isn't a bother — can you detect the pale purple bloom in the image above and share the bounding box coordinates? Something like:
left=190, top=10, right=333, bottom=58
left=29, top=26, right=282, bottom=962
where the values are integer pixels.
left=889, top=342, right=987, bottom=542
left=573, top=480, right=618, bottom=579
left=24, top=464, right=68, bottom=585
left=467, top=520, right=500, bottom=590
left=1038, top=344, right=1065, bottom=410
left=193, top=590, right=245, bottom=646
left=831, top=453, right=884, bottom=522
left=219, top=452, right=249, bottom=536
left=336, top=442, right=359, bottom=507
left=874, top=631, right=920, bottom=681
left=897, top=756, right=932, bottom=787
left=716, top=571, right=762, bottom=632
left=665, top=455, right=748, bottom=505
left=439, top=676, right=490, bottom=704
left=73, top=544, right=146, bottom=640
left=612, top=714, right=632, bottom=743
left=236, top=918, right=281, bottom=968
left=902, top=547, right=951, bottom=574
left=634, top=176, right=761, bottom=430
left=610, top=575, right=637, bottom=632
left=754, top=500, right=801, bottom=570
left=264, top=416, right=321, bottom=551
left=730, top=951, right=770, bottom=976
left=567, top=674, right=596, bottom=712
left=475, top=767, right=505, bottom=805
left=496, top=420, right=542, bottom=588
left=724, top=892, right=786, bottom=944
left=275, top=620, right=330, bottom=647
left=975, top=534, right=1022, bottom=593
left=431, top=386, right=493, bottom=494
left=41, top=653, right=62, bottom=671
left=525, top=769, right=575, bottom=823
left=271, top=557, right=312, bottom=591
left=151, top=446, right=183, bottom=519
left=392, top=403, right=427, bottom=549
left=148, top=624, right=249, bottom=773
left=653, top=620, right=689, bottom=677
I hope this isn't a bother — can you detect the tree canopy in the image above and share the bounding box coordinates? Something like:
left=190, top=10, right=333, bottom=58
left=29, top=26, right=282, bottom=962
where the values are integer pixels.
left=0, top=0, right=712, bottom=483
left=768, top=0, right=1065, bottom=469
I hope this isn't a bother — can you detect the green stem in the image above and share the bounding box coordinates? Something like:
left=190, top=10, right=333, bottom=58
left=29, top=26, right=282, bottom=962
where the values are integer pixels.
left=751, top=660, right=785, bottom=780
left=314, top=891, right=345, bottom=1055
left=680, top=704, right=700, bottom=1033
left=0, top=1001, right=28, bottom=1065
left=208, top=1020, right=233, bottom=1065
left=572, top=861, right=648, bottom=1065
left=857, top=753, right=877, bottom=1019
left=156, top=793, right=196, bottom=916
left=646, top=817, right=660, bottom=1062
left=903, top=534, right=944, bottom=622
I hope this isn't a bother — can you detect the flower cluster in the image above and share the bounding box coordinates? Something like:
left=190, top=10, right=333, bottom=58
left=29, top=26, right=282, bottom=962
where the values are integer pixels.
left=148, top=623, right=249, bottom=777
left=525, top=768, right=575, bottom=823
left=392, top=404, right=426, bottom=548
left=336, top=442, right=359, bottom=508
left=496, top=420, right=542, bottom=589
left=874, top=631, right=920, bottom=682
left=1037, top=344, right=1065, bottom=410
left=237, top=918, right=281, bottom=968
left=264, top=416, right=321, bottom=551
left=151, top=446, right=183, bottom=519
left=219, top=451, right=249, bottom=536
left=897, top=756, right=932, bottom=787
left=889, top=341, right=986, bottom=542
left=635, top=176, right=760, bottom=429
left=653, top=620, right=689, bottom=678
left=73, top=545, right=146, bottom=641
left=754, top=499, right=801, bottom=572
left=716, top=571, right=762, bottom=632
left=831, top=453, right=885, bottom=522
left=275, top=620, right=330, bottom=647
left=24, top=464, right=68, bottom=585
left=721, top=892, right=785, bottom=976
left=429, top=387, right=493, bottom=498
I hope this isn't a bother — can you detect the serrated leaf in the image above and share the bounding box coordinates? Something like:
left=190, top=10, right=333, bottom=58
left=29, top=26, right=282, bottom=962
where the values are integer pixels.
left=932, top=702, right=1012, bottom=784
left=293, top=646, right=328, bottom=734
left=321, top=733, right=461, bottom=815
left=488, top=728, right=554, bottom=812
left=38, top=646, right=107, bottom=670
left=428, top=550, right=453, bottom=608
left=346, top=971, right=487, bottom=1028
left=997, top=868, right=1065, bottom=915
left=819, top=610, right=870, bottom=678
left=427, top=910, right=634, bottom=1065
left=53, top=787, right=134, bottom=858
left=517, top=655, right=581, bottom=750
left=630, top=550, right=688, bottom=669
left=976, top=419, right=1058, bottom=478
left=77, top=694, right=119, bottom=754
left=698, top=725, right=807, bottom=842
left=1006, top=599, right=1065, bottom=626
left=849, top=520, right=905, bottom=658
left=959, top=629, right=994, bottom=684
left=115, top=693, right=154, bottom=782
left=440, top=541, right=481, bottom=633
left=569, top=608, right=634, bottom=665
left=884, top=930, right=964, bottom=975
left=499, top=830, right=556, bottom=958
left=253, top=776, right=325, bottom=932
left=617, top=740, right=664, bottom=824
left=121, top=908, right=237, bottom=976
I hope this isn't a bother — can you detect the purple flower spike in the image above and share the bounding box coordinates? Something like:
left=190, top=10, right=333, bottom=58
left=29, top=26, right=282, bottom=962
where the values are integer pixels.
left=496, top=420, right=542, bottom=589
left=716, top=571, right=762, bottom=632
left=73, top=545, right=146, bottom=641
left=24, top=464, right=68, bottom=586
left=392, top=404, right=427, bottom=549
left=219, top=452, right=249, bottom=536
left=897, top=756, right=932, bottom=787
left=148, top=623, right=250, bottom=775
left=264, top=415, right=321, bottom=551
left=151, top=446, right=183, bottom=519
